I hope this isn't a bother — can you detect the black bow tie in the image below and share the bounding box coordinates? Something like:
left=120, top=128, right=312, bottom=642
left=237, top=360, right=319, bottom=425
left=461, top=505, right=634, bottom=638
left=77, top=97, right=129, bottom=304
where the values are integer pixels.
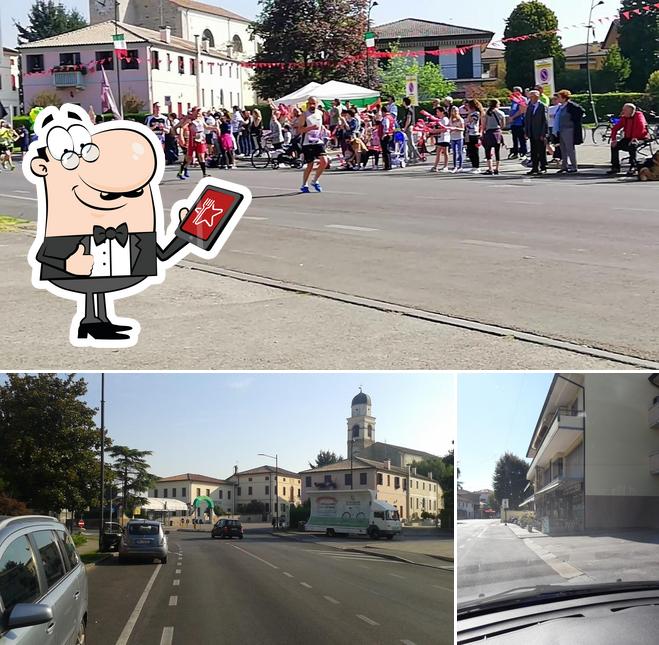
left=93, top=223, right=129, bottom=247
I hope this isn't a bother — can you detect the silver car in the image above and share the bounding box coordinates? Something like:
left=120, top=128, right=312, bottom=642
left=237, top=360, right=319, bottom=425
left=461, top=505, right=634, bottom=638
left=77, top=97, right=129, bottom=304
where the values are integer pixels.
left=0, top=515, right=87, bottom=644
left=118, top=520, right=168, bottom=564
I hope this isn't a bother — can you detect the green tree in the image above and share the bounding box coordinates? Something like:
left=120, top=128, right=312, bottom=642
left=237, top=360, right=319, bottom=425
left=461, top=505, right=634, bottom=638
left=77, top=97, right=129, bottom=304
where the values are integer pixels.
left=15, top=0, right=87, bottom=44
left=379, top=48, right=456, bottom=101
left=0, top=374, right=99, bottom=514
left=308, top=450, right=343, bottom=469
left=618, top=1, right=659, bottom=91
left=492, top=452, right=529, bottom=510
left=504, top=1, right=565, bottom=89
left=29, top=90, right=63, bottom=109
left=600, top=44, right=632, bottom=91
left=647, top=70, right=659, bottom=107
left=109, top=446, right=155, bottom=522
left=250, top=0, right=372, bottom=100
left=411, top=452, right=454, bottom=527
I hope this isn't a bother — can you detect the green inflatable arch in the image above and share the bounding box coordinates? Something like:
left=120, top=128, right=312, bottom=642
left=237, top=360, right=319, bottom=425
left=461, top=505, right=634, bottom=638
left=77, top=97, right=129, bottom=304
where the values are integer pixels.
left=192, top=496, right=215, bottom=516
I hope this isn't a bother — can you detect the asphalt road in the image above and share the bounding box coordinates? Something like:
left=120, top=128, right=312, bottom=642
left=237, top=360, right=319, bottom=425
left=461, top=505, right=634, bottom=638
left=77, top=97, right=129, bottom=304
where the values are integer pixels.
left=457, top=519, right=563, bottom=605
left=2, top=154, right=657, bottom=363
left=87, top=531, right=452, bottom=645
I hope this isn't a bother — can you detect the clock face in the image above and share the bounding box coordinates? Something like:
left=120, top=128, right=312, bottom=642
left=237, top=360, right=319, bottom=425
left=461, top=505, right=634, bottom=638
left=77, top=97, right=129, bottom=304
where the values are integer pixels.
left=96, top=0, right=111, bottom=14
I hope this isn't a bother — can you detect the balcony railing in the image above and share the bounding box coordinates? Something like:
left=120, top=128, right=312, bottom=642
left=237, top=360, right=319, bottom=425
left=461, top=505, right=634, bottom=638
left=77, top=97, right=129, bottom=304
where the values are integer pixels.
left=53, top=71, right=85, bottom=89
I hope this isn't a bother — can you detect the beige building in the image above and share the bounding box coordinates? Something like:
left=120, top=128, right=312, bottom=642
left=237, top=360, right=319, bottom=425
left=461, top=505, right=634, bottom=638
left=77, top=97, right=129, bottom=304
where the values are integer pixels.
left=226, top=465, right=301, bottom=521
left=300, top=456, right=443, bottom=522
left=523, top=373, right=659, bottom=535
left=150, top=473, right=233, bottom=517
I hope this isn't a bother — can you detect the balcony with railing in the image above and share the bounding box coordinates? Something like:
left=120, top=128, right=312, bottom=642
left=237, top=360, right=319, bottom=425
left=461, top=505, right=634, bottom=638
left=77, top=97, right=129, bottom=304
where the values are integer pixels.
left=52, top=68, right=86, bottom=89
left=527, top=407, right=585, bottom=480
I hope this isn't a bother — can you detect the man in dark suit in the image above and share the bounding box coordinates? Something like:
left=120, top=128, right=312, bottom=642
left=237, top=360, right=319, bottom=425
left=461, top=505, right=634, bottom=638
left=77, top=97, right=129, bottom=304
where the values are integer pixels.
left=524, top=90, right=548, bottom=175
left=28, top=106, right=188, bottom=342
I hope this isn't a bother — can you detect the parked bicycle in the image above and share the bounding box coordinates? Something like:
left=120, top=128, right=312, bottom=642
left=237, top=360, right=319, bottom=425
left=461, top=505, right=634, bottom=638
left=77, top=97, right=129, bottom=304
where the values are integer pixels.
left=250, top=133, right=304, bottom=170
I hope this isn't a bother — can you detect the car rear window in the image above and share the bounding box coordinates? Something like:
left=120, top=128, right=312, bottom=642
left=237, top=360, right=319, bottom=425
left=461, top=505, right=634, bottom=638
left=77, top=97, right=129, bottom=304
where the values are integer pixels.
left=0, top=535, right=41, bottom=613
left=32, top=530, right=66, bottom=589
left=128, top=524, right=159, bottom=535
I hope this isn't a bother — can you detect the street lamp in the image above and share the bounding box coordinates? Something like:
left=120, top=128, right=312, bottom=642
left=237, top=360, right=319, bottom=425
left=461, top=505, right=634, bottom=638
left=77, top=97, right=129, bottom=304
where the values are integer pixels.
left=365, top=1, right=379, bottom=85
left=98, top=374, right=105, bottom=545
left=258, top=453, right=278, bottom=525
left=586, top=0, right=605, bottom=125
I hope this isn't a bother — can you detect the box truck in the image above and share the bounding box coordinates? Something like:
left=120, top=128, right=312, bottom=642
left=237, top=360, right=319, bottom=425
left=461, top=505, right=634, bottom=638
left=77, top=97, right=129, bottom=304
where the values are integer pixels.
left=305, top=489, right=402, bottom=539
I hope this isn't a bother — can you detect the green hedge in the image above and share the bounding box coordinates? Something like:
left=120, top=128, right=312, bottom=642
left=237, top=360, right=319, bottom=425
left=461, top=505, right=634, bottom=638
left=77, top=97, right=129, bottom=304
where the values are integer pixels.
left=569, top=93, right=653, bottom=123
left=12, top=112, right=150, bottom=132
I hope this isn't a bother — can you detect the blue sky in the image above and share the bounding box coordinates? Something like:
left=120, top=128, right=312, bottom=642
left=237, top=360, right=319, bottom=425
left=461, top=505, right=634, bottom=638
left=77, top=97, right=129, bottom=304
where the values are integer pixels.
left=7, top=372, right=455, bottom=479
left=1, top=0, right=617, bottom=50
left=457, top=372, right=554, bottom=492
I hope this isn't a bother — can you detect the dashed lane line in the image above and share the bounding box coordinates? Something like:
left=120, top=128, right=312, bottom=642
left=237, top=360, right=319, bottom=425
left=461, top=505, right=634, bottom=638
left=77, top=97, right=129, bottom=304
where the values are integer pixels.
left=324, top=595, right=340, bottom=605
left=114, top=565, right=162, bottom=645
left=389, top=573, right=406, bottom=579
left=300, top=582, right=312, bottom=589
left=175, top=569, right=181, bottom=574
left=401, top=640, right=417, bottom=645
left=282, top=572, right=294, bottom=578
left=160, top=626, right=174, bottom=645
left=231, top=544, right=279, bottom=569
left=325, top=224, right=379, bottom=232
left=172, top=579, right=180, bottom=586
left=0, top=193, right=37, bottom=201
left=168, top=596, right=177, bottom=606
left=356, top=614, right=379, bottom=626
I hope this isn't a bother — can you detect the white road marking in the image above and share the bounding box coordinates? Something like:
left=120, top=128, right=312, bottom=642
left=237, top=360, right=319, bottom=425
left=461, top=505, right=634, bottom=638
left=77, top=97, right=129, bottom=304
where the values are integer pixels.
left=15, top=190, right=32, bottom=194
left=114, top=564, right=162, bottom=645
left=229, top=249, right=283, bottom=260
left=300, top=582, right=312, bottom=589
left=168, top=596, right=178, bottom=606
left=172, top=579, right=180, bottom=586
left=505, top=200, right=542, bottom=205
left=245, top=184, right=364, bottom=196
left=232, top=544, right=279, bottom=569
left=461, top=239, right=528, bottom=250
left=243, top=216, right=269, bottom=220
left=389, top=573, right=406, bottom=579
left=160, top=626, right=174, bottom=645
left=324, top=595, right=340, bottom=604
left=401, top=640, right=417, bottom=645
left=523, top=538, right=587, bottom=580
left=356, top=614, right=379, bottom=626
left=614, top=207, right=657, bottom=213
left=432, top=584, right=453, bottom=592
left=175, top=569, right=181, bottom=574
left=0, top=193, right=37, bottom=201
left=325, top=224, right=379, bottom=232
left=282, top=572, right=294, bottom=578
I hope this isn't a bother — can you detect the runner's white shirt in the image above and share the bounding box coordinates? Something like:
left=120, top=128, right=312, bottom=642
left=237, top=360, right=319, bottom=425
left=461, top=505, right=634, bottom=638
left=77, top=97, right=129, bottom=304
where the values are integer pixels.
left=302, top=109, right=324, bottom=146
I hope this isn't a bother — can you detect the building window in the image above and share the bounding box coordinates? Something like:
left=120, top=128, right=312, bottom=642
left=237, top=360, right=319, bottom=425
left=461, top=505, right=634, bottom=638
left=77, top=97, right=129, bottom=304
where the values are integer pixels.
left=227, top=490, right=231, bottom=499
left=265, top=486, right=269, bottom=495
left=360, top=472, right=367, bottom=485
left=297, top=489, right=300, bottom=497
left=190, top=59, right=196, bottom=75
left=424, top=47, right=440, bottom=66
left=60, top=52, right=81, bottom=66
left=203, top=28, right=215, bottom=48
left=387, top=475, right=390, bottom=486
left=416, top=481, right=419, bottom=489
left=248, top=486, right=253, bottom=496
left=305, top=476, right=311, bottom=487
left=232, top=35, right=244, bottom=53
left=163, top=488, right=168, bottom=498
left=153, top=489, right=158, bottom=497
left=368, top=424, right=373, bottom=438
left=151, top=49, right=160, bottom=70
left=416, top=498, right=419, bottom=509
left=200, top=61, right=204, bottom=74
left=121, top=50, right=139, bottom=70
left=423, top=482, right=425, bottom=490
left=345, top=474, right=352, bottom=486
left=26, top=54, right=44, bottom=72
left=219, top=490, right=223, bottom=499
left=283, top=487, right=286, bottom=496
left=206, top=489, right=210, bottom=496
left=352, top=424, right=359, bottom=438
left=265, top=502, right=270, bottom=512
left=196, top=488, right=201, bottom=497
left=377, top=473, right=383, bottom=485
left=202, top=88, right=205, bottom=105
left=181, top=487, right=186, bottom=497
left=403, top=480, right=407, bottom=490
left=95, top=50, right=114, bottom=71
left=394, top=477, right=400, bottom=489
left=172, top=488, right=176, bottom=497
left=167, top=53, right=172, bottom=72
left=237, top=487, right=242, bottom=496
left=324, top=474, right=332, bottom=483
left=178, top=56, right=185, bottom=74
left=265, top=476, right=269, bottom=481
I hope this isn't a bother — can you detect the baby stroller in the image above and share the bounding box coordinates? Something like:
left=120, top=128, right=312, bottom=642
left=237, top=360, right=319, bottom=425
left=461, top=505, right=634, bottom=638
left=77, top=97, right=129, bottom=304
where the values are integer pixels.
left=389, top=130, right=408, bottom=169
left=272, top=135, right=303, bottom=170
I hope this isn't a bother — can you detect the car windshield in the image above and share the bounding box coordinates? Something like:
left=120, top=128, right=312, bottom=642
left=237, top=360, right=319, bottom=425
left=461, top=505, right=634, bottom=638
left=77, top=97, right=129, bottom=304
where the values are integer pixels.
left=458, top=372, right=659, bottom=610
left=386, top=511, right=400, bottom=521
left=128, top=524, right=159, bottom=535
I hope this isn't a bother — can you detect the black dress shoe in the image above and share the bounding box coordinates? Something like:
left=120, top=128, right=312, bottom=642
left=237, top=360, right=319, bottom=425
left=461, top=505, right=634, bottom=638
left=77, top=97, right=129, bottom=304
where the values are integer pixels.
left=78, top=322, right=131, bottom=340
left=526, top=170, right=538, bottom=176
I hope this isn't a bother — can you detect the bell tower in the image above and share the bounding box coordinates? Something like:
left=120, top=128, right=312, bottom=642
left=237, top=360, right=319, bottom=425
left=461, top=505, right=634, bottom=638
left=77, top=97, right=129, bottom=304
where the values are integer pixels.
left=347, top=388, right=376, bottom=457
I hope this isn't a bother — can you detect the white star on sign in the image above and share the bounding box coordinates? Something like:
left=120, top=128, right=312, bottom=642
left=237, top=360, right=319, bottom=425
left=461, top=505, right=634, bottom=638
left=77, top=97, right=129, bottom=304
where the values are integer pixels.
left=192, top=198, right=224, bottom=228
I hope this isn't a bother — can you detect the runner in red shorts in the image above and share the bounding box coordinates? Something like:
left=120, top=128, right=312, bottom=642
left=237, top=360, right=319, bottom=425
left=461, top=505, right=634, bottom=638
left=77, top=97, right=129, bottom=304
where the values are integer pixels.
left=177, top=106, right=210, bottom=180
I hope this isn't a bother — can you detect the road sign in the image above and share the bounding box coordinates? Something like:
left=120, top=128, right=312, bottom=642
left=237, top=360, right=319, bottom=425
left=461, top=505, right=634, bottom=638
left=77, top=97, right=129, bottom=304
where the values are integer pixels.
left=534, top=57, right=555, bottom=97
left=364, top=32, right=376, bottom=49
left=405, top=75, right=419, bottom=107
left=77, top=519, right=85, bottom=527
left=501, top=498, right=509, bottom=509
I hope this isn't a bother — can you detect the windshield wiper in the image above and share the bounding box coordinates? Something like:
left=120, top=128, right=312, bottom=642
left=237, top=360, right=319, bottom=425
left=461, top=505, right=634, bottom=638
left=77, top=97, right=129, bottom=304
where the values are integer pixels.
left=458, top=580, right=659, bottom=617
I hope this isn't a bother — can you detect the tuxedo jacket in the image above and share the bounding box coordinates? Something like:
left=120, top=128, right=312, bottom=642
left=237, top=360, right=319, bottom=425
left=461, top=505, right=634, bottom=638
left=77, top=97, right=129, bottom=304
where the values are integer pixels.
left=524, top=103, right=548, bottom=140
left=36, top=232, right=175, bottom=281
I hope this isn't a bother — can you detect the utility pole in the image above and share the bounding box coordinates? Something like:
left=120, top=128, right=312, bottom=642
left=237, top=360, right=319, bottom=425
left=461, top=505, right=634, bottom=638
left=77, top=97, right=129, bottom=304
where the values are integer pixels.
left=365, top=1, right=378, bottom=86
left=114, top=1, right=124, bottom=118
left=586, top=0, right=604, bottom=125
left=98, top=374, right=105, bottom=546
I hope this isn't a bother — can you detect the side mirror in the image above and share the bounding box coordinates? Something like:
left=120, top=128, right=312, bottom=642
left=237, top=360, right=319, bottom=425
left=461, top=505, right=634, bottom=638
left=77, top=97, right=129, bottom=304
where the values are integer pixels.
left=7, top=603, right=53, bottom=630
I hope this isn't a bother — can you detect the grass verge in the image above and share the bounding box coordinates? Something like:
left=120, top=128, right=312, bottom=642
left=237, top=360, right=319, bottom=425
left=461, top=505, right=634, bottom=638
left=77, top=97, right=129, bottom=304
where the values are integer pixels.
left=0, top=215, right=30, bottom=232
left=81, top=551, right=110, bottom=566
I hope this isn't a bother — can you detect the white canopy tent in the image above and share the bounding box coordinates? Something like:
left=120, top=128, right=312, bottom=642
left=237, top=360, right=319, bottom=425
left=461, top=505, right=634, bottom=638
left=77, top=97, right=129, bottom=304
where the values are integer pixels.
left=274, top=82, right=323, bottom=105
left=139, top=498, right=189, bottom=513
left=313, top=80, right=379, bottom=103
